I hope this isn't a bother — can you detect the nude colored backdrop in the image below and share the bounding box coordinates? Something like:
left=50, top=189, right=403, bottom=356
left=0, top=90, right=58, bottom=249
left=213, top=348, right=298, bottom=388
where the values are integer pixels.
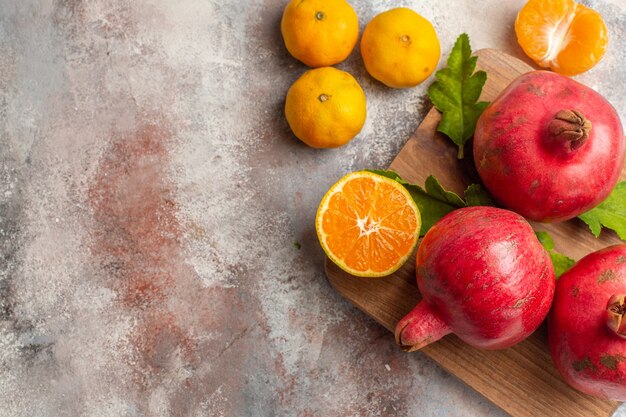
left=0, top=0, right=625, bottom=415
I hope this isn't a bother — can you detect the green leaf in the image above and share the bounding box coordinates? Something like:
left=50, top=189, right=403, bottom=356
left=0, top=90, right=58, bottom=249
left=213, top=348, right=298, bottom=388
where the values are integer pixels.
left=427, top=33, right=489, bottom=159
left=366, top=169, right=407, bottom=184
left=424, top=175, right=466, bottom=207
left=464, top=183, right=493, bottom=206
left=413, top=176, right=466, bottom=234
left=535, top=231, right=575, bottom=278
left=366, top=170, right=494, bottom=236
left=578, top=182, right=626, bottom=240
left=535, top=231, right=555, bottom=251
left=550, top=252, right=576, bottom=279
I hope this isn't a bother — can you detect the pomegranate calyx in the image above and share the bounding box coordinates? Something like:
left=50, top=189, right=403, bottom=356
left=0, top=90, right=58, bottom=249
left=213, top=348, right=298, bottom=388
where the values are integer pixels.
left=548, top=109, right=592, bottom=151
left=606, top=294, right=626, bottom=339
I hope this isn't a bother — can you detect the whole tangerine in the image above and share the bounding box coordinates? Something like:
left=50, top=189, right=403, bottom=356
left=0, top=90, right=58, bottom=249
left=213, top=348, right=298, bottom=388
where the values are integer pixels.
left=285, top=67, right=366, bottom=148
left=361, top=8, right=440, bottom=88
left=281, top=0, right=359, bottom=67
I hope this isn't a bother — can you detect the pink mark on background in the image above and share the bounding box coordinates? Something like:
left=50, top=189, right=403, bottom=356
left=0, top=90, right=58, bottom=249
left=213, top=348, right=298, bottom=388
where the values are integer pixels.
left=87, top=119, right=250, bottom=413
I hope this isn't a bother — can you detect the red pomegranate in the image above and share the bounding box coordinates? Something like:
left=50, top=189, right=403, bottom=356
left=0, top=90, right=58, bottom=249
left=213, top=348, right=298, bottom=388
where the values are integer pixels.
left=473, top=71, right=624, bottom=222
left=395, top=206, right=555, bottom=351
left=549, top=245, right=626, bottom=401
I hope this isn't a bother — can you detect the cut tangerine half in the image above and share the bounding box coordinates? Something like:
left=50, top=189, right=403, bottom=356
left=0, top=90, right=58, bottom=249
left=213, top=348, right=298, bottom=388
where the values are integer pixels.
left=515, top=0, right=608, bottom=76
left=316, top=171, right=421, bottom=277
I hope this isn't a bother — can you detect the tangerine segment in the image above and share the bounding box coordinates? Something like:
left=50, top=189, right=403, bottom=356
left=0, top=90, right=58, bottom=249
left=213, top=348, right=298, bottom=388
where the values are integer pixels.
left=554, top=7, right=608, bottom=75
left=514, top=0, right=575, bottom=64
left=515, top=0, right=607, bottom=75
left=369, top=233, right=401, bottom=273
left=316, top=171, right=421, bottom=277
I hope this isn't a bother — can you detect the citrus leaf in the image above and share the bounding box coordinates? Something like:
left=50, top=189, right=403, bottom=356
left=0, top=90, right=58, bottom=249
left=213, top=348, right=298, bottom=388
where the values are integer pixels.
left=535, top=231, right=575, bottom=278
left=366, top=169, right=408, bottom=184
left=550, top=252, right=576, bottom=279
left=427, top=33, right=489, bottom=159
left=464, top=183, right=493, bottom=206
left=578, top=182, right=626, bottom=240
left=535, top=231, right=555, bottom=251
left=424, top=175, right=466, bottom=207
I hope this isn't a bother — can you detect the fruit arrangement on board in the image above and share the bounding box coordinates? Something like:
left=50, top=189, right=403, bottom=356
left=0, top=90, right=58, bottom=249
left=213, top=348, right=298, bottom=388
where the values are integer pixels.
left=280, top=0, right=626, bottom=404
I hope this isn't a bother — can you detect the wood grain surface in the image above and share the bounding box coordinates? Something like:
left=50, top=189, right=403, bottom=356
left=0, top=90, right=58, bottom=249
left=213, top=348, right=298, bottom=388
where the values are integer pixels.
left=326, top=49, right=623, bottom=417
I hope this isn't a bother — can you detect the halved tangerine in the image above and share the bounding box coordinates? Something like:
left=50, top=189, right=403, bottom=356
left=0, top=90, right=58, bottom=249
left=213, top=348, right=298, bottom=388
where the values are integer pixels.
left=515, top=0, right=608, bottom=76
left=316, top=171, right=421, bottom=277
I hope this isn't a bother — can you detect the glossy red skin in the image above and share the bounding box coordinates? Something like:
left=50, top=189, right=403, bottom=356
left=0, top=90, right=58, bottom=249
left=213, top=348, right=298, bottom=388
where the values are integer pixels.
left=474, top=71, right=625, bottom=222
left=549, top=245, right=626, bottom=401
left=416, top=206, right=555, bottom=349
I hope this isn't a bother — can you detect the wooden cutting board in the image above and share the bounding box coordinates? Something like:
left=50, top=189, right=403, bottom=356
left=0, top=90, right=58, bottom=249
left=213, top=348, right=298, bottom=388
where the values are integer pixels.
left=326, top=49, right=624, bottom=417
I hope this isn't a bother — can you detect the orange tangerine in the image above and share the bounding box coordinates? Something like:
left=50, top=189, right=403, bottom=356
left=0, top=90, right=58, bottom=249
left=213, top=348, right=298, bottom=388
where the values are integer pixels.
left=281, top=0, right=359, bottom=67
left=285, top=67, right=366, bottom=148
left=316, top=171, right=421, bottom=277
left=360, top=8, right=440, bottom=88
left=515, top=0, right=608, bottom=75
